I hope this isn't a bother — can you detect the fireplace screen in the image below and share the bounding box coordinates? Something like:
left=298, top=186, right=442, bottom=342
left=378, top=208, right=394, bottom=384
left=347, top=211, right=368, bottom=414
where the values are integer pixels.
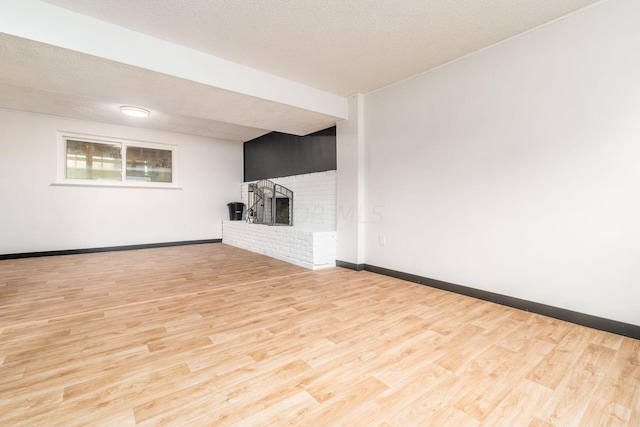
left=247, top=179, right=293, bottom=226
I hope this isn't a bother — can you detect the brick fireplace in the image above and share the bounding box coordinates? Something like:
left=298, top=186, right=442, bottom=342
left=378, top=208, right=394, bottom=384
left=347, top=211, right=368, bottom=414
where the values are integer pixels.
left=222, top=171, right=336, bottom=269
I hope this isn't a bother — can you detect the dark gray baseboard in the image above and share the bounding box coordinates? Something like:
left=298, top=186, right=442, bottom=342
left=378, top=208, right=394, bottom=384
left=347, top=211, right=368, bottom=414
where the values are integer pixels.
left=0, top=239, right=222, bottom=260
left=336, top=260, right=365, bottom=271
left=338, top=261, right=640, bottom=340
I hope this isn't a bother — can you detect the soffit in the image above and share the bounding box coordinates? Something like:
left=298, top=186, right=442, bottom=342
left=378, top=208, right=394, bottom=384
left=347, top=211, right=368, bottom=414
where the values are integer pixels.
left=43, top=0, right=603, bottom=96
left=0, top=0, right=604, bottom=141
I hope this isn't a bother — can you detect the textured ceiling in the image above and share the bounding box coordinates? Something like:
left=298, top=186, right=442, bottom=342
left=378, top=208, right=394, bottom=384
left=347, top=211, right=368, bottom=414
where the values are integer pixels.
left=0, top=34, right=269, bottom=141
left=42, top=0, right=602, bottom=96
left=0, top=0, right=603, bottom=141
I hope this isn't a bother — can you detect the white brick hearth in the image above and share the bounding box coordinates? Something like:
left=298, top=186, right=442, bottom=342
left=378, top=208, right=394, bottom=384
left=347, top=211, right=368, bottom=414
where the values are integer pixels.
left=222, top=221, right=336, bottom=269
left=223, top=171, right=337, bottom=269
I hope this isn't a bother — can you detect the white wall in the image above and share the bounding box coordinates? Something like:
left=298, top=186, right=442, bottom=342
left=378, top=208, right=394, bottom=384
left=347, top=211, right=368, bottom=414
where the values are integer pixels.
left=336, top=94, right=367, bottom=265
left=361, top=0, right=640, bottom=325
left=0, top=109, right=242, bottom=254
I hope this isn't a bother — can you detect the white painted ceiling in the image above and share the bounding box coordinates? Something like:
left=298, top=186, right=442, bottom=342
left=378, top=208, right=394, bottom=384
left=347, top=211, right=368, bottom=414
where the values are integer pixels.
left=0, top=0, right=602, bottom=141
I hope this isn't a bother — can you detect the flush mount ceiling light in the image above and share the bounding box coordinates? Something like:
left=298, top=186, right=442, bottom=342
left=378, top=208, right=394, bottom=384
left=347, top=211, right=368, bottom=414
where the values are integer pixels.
left=120, top=106, right=150, bottom=117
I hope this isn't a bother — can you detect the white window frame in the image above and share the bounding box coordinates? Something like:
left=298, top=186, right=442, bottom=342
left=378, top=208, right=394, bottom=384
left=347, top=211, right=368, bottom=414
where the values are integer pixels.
left=55, top=132, right=180, bottom=189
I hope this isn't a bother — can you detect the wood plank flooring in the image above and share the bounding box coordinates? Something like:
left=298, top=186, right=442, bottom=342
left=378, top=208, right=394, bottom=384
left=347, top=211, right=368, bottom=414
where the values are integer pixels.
left=1, top=243, right=638, bottom=426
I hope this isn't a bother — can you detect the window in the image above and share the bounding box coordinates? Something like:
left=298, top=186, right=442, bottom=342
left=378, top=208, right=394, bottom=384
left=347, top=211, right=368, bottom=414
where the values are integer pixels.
left=58, top=133, right=178, bottom=188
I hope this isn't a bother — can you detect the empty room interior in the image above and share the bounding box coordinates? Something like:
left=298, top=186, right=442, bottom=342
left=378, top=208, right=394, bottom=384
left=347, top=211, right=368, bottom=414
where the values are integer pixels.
left=1, top=0, right=639, bottom=425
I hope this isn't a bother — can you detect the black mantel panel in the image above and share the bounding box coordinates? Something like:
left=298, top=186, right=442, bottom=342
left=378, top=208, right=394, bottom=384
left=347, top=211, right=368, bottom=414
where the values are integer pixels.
left=243, top=126, right=336, bottom=182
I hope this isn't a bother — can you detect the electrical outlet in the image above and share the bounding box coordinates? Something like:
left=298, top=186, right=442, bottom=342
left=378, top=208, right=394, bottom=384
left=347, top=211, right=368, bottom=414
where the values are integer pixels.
left=379, top=234, right=386, bottom=246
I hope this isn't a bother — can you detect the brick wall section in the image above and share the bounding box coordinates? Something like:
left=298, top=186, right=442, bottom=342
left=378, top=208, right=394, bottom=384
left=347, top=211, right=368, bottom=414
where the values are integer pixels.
left=240, top=171, right=336, bottom=230
left=225, top=171, right=337, bottom=269
left=222, top=221, right=336, bottom=269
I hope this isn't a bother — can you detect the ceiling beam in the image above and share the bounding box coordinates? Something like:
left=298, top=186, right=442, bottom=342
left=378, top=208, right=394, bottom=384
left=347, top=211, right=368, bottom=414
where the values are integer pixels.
left=0, top=0, right=347, bottom=122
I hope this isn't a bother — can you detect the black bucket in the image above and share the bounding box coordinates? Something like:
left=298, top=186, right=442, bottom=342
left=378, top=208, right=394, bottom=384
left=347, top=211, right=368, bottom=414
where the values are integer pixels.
left=227, top=202, right=245, bottom=220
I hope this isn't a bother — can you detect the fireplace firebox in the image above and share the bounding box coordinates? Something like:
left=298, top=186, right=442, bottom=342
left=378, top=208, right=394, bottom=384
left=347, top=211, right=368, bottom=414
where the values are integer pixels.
left=247, top=179, right=293, bottom=226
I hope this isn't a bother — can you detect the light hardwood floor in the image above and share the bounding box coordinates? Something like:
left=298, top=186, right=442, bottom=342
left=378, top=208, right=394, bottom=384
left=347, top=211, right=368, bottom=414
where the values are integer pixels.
left=1, top=244, right=638, bottom=426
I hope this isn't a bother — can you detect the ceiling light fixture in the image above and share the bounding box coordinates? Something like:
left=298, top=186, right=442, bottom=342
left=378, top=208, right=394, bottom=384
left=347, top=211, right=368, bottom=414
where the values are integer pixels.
left=120, top=106, right=150, bottom=117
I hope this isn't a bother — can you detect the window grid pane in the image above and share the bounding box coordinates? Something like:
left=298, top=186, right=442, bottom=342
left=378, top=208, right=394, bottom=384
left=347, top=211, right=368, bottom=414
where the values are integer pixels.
left=66, top=140, right=122, bottom=181
left=125, top=146, right=172, bottom=183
